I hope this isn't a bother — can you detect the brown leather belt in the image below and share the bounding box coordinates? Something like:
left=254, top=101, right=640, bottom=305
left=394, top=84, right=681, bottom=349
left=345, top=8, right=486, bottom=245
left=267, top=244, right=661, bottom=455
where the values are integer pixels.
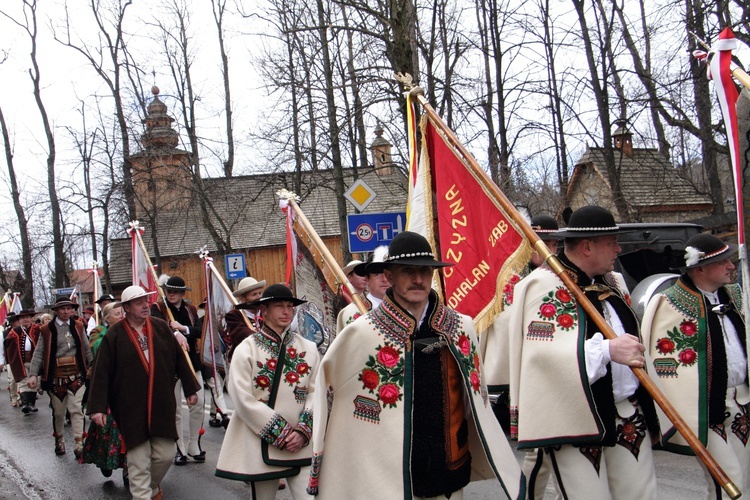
left=54, top=356, right=80, bottom=378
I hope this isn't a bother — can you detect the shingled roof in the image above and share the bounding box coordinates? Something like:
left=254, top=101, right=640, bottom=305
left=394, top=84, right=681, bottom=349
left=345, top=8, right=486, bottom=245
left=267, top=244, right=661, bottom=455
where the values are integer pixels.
left=570, top=147, right=712, bottom=208
left=108, top=166, right=407, bottom=285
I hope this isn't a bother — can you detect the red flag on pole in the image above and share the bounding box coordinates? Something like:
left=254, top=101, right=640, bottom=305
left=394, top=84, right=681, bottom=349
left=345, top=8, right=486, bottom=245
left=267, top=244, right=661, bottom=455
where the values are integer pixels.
left=419, top=115, right=531, bottom=332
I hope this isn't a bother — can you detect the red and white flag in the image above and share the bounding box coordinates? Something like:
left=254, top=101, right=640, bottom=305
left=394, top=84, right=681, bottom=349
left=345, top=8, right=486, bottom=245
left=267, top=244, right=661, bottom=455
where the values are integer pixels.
left=200, top=254, right=233, bottom=386
left=0, top=293, right=9, bottom=325
left=127, top=223, right=159, bottom=305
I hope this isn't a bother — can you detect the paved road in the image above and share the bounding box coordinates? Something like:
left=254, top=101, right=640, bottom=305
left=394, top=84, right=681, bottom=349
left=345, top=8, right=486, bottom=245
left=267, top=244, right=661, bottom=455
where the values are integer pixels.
left=0, top=382, right=712, bottom=499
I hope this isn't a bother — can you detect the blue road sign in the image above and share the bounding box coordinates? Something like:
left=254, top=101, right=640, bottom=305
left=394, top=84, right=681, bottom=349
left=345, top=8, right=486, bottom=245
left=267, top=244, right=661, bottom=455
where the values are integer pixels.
left=225, top=253, right=247, bottom=280
left=51, top=287, right=76, bottom=297
left=347, top=212, right=406, bottom=253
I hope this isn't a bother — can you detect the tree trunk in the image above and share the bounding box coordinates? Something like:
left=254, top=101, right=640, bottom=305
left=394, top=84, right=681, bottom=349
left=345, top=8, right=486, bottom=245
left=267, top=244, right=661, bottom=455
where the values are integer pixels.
left=571, top=0, right=630, bottom=220
left=316, top=0, right=351, bottom=261
left=211, top=0, right=235, bottom=178
left=0, top=107, right=35, bottom=307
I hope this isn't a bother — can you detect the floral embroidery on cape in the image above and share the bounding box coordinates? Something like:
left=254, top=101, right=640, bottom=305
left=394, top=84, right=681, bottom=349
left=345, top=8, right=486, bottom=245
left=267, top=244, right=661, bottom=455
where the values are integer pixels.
left=455, top=333, right=482, bottom=395
left=537, top=287, right=577, bottom=332
left=654, top=320, right=699, bottom=377
left=358, top=341, right=405, bottom=408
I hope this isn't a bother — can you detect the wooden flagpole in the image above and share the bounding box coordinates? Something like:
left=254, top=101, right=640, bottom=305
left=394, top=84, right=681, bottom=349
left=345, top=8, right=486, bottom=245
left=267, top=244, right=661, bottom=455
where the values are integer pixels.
left=131, top=224, right=199, bottom=387
left=92, top=262, right=101, bottom=325
left=277, top=189, right=368, bottom=315
left=198, top=247, right=257, bottom=333
left=399, top=77, right=740, bottom=498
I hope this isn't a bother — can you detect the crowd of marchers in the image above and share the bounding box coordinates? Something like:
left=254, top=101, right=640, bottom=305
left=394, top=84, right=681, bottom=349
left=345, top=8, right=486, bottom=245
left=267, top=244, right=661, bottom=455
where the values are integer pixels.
left=1, top=204, right=747, bottom=500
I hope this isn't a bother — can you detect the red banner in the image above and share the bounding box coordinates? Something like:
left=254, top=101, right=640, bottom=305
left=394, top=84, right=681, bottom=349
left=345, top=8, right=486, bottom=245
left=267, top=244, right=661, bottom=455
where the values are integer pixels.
left=424, top=117, right=530, bottom=331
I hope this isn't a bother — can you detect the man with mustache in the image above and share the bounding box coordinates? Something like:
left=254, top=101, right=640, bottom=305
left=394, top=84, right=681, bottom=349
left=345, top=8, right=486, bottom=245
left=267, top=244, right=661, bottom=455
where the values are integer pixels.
left=508, top=205, right=661, bottom=499
left=308, top=231, right=524, bottom=499
left=642, top=233, right=748, bottom=497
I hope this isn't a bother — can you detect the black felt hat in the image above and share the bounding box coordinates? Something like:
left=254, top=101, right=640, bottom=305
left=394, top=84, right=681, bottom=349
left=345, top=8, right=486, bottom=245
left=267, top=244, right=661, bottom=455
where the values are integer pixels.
left=240, top=283, right=307, bottom=308
left=95, top=294, right=115, bottom=304
left=381, top=231, right=453, bottom=268
left=530, top=215, right=560, bottom=242
left=16, top=309, right=37, bottom=318
left=362, top=245, right=390, bottom=275
left=162, top=276, right=192, bottom=292
left=552, top=205, right=628, bottom=238
left=681, top=233, right=737, bottom=269
left=51, top=297, right=79, bottom=310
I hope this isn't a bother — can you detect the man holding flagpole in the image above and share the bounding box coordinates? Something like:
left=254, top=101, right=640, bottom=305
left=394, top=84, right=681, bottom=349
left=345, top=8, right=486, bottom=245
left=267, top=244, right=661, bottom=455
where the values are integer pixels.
left=224, top=276, right=266, bottom=361
left=508, top=205, right=661, bottom=499
left=150, top=276, right=205, bottom=465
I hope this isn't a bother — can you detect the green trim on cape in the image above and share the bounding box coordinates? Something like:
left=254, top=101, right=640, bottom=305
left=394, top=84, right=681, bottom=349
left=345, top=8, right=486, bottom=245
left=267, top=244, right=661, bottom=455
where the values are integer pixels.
left=402, top=350, right=413, bottom=499
left=449, top=342, right=527, bottom=500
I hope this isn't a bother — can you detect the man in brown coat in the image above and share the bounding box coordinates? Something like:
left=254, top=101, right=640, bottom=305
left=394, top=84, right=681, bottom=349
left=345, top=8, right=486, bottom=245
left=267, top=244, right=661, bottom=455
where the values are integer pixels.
left=28, top=298, right=93, bottom=457
left=88, top=285, right=200, bottom=500
left=4, top=309, right=40, bottom=414
left=223, top=276, right=266, bottom=360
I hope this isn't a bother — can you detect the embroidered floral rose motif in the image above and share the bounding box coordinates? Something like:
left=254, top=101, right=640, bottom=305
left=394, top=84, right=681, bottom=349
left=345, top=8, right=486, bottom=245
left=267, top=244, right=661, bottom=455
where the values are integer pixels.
left=502, top=274, right=522, bottom=306
left=555, top=289, right=572, bottom=302
left=377, top=345, right=400, bottom=368
left=360, top=342, right=405, bottom=409
left=657, top=322, right=700, bottom=374
left=538, top=286, right=578, bottom=332
left=353, top=313, right=361, bottom=321
left=557, top=313, right=574, bottom=329
left=452, top=328, right=482, bottom=395
left=267, top=359, right=278, bottom=370
left=277, top=347, right=310, bottom=387
left=457, top=335, right=470, bottom=356
left=656, top=338, right=675, bottom=354
left=379, top=383, right=400, bottom=405
left=470, top=372, right=480, bottom=392
left=539, top=303, right=557, bottom=318
left=361, top=369, right=380, bottom=390
left=255, top=375, right=271, bottom=389
left=680, top=321, right=697, bottom=337
left=679, top=349, right=697, bottom=366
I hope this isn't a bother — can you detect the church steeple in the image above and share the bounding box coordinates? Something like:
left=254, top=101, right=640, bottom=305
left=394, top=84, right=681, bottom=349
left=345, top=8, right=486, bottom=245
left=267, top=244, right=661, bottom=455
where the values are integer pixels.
left=370, top=121, right=394, bottom=175
left=128, top=86, right=192, bottom=216
left=141, top=86, right=180, bottom=149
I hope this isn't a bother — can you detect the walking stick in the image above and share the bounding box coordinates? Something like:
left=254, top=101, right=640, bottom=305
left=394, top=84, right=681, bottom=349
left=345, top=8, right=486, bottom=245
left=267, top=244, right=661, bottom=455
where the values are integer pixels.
left=401, top=78, right=741, bottom=499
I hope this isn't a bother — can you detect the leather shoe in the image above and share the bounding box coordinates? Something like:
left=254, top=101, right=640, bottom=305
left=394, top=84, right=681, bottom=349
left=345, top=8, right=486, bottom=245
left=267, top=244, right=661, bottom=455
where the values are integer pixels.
left=174, top=452, right=188, bottom=465
left=189, top=451, right=206, bottom=462
left=208, top=417, right=222, bottom=428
